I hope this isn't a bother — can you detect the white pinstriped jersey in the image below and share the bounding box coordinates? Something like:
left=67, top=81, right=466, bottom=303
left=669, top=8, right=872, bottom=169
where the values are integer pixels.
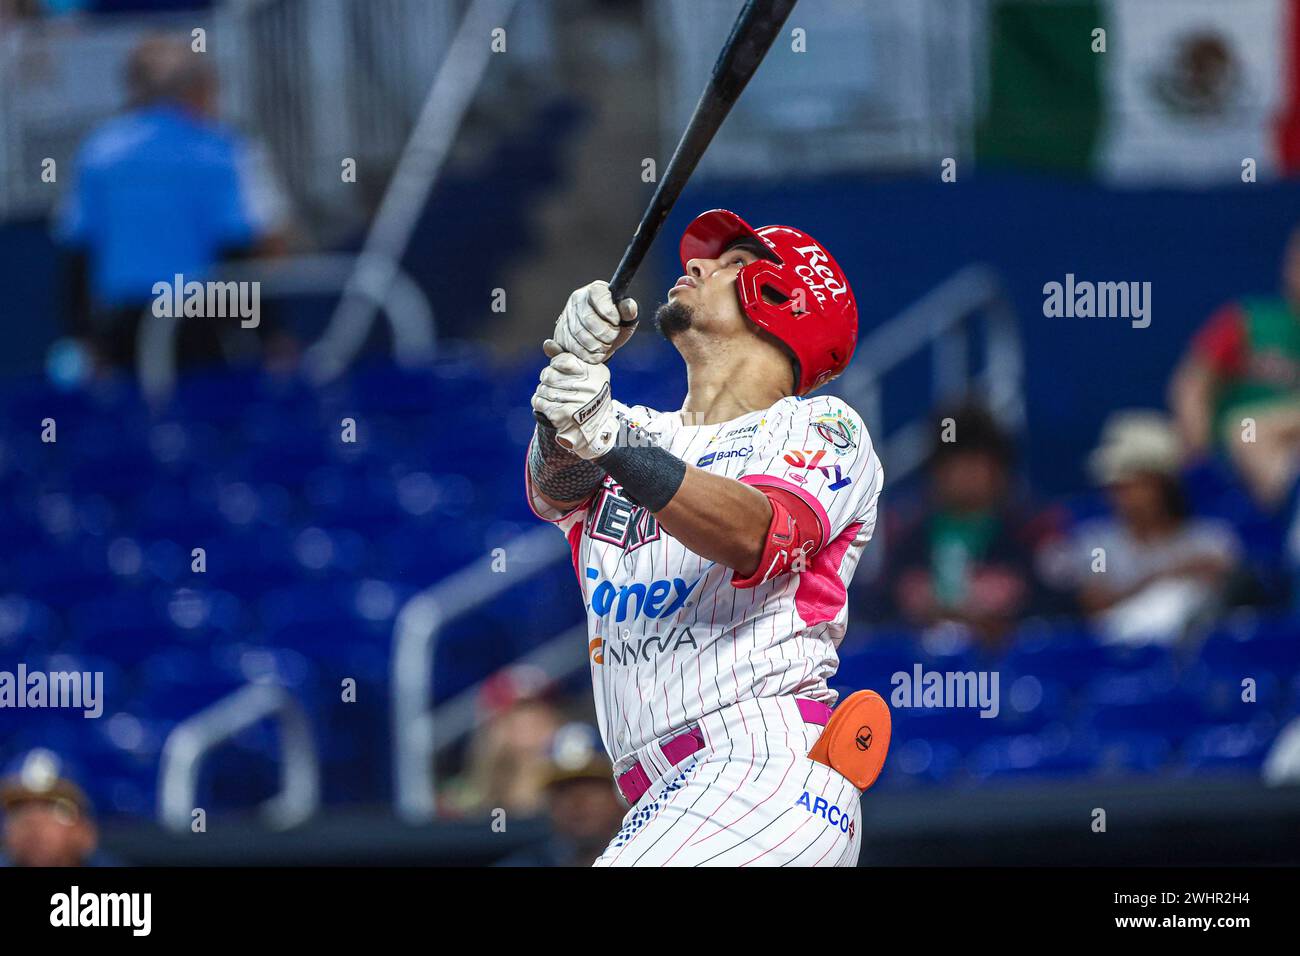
left=528, top=393, right=883, bottom=764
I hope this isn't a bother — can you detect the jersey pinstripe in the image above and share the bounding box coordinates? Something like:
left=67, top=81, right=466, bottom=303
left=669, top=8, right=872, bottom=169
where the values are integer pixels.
left=592, top=696, right=863, bottom=867
left=527, top=393, right=883, bottom=764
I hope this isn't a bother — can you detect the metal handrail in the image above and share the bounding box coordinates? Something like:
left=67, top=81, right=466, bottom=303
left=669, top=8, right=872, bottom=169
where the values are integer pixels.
left=428, top=623, right=589, bottom=759
left=157, top=682, right=320, bottom=832
left=390, top=525, right=571, bottom=822
left=319, top=0, right=519, bottom=386
left=832, top=263, right=1024, bottom=481
left=135, top=252, right=436, bottom=405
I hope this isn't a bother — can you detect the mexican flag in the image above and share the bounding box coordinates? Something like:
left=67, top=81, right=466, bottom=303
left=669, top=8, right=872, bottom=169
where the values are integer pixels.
left=977, top=0, right=1300, bottom=183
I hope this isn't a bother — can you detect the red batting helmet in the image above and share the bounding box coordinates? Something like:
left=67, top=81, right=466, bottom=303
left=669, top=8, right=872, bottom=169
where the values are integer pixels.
left=679, top=209, right=857, bottom=395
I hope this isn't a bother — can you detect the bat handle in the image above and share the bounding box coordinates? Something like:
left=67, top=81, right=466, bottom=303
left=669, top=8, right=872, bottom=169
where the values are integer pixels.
left=609, top=256, right=637, bottom=327
left=609, top=279, right=630, bottom=306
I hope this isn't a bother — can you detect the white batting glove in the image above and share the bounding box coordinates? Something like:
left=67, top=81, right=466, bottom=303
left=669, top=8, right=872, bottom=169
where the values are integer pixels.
left=531, top=351, right=619, bottom=460
left=551, top=280, right=638, bottom=365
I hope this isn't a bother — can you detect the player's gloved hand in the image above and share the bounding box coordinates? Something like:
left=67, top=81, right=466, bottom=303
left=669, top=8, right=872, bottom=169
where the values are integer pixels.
left=550, top=280, right=638, bottom=365
left=531, top=351, right=619, bottom=460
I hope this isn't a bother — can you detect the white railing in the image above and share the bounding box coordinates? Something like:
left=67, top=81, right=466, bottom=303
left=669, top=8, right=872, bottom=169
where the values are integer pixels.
left=323, top=0, right=519, bottom=381
left=134, top=0, right=520, bottom=397
left=390, top=525, right=571, bottom=823
left=830, top=264, right=1022, bottom=580
left=830, top=263, right=1023, bottom=482
left=157, top=682, right=319, bottom=832
left=426, top=623, right=589, bottom=761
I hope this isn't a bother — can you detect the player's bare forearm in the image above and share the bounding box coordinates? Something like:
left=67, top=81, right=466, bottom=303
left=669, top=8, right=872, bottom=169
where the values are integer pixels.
left=1169, top=356, right=1217, bottom=454
left=528, top=419, right=605, bottom=512
left=655, top=467, right=771, bottom=576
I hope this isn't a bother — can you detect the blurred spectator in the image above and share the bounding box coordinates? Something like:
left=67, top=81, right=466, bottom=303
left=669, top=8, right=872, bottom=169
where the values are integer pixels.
left=495, top=723, right=623, bottom=867
left=1170, top=227, right=1300, bottom=510
left=886, top=402, right=1055, bottom=649
left=0, top=749, right=116, bottom=867
left=1045, top=411, right=1241, bottom=645
left=53, top=32, right=293, bottom=373
left=439, top=666, right=563, bottom=817
left=0, top=0, right=45, bottom=30
left=1263, top=716, right=1300, bottom=785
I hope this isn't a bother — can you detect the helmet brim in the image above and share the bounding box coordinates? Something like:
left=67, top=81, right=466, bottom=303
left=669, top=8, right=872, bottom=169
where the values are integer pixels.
left=679, top=209, right=778, bottom=268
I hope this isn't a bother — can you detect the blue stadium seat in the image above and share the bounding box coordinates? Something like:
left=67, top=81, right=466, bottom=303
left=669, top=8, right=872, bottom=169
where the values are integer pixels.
left=1092, top=731, right=1173, bottom=776
left=6, top=353, right=1294, bottom=816
left=1001, top=629, right=1110, bottom=688
left=1181, top=720, right=1275, bottom=773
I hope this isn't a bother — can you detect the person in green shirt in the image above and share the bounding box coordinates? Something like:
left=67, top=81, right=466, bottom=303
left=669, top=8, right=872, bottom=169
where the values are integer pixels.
left=888, top=404, right=1053, bottom=648
left=1170, top=228, right=1300, bottom=509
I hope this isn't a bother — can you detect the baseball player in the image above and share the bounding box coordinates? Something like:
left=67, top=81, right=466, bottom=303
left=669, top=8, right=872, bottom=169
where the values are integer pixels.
left=526, top=209, right=886, bottom=867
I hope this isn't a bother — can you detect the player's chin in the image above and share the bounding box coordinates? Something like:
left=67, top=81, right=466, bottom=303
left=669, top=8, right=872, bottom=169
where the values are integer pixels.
left=654, top=299, right=693, bottom=340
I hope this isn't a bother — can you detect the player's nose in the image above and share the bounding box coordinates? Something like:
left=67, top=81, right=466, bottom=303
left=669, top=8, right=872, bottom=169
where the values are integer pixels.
left=685, top=258, right=709, bottom=280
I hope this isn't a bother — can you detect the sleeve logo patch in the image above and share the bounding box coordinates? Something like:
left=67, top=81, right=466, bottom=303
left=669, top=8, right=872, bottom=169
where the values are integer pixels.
left=812, top=409, right=858, bottom=450
left=783, top=449, right=852, bottom=490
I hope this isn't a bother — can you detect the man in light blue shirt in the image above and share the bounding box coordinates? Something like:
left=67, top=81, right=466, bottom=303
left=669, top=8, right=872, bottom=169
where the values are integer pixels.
left=56, top=34, right=288, bottom=368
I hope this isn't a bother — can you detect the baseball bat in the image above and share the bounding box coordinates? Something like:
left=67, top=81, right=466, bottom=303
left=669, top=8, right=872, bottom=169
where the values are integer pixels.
left=536, top=0, right=796, bottom=443
left=608, top=0, right=798, bottom=320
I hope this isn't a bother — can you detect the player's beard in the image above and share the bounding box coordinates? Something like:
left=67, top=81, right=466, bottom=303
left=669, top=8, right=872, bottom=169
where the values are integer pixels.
left=654, top=299, right=694, bottom=340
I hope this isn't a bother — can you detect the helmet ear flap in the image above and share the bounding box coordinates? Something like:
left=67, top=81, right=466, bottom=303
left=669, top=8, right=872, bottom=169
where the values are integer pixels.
left=737, top=260, right=804, bottom=320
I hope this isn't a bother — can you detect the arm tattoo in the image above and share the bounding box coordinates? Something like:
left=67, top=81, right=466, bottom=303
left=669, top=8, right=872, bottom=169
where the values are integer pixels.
left=528, top=417, right=605, bottom=503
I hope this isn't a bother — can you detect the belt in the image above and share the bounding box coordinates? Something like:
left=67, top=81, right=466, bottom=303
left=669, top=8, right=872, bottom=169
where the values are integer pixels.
left=615, top=697, right=832, bottom=806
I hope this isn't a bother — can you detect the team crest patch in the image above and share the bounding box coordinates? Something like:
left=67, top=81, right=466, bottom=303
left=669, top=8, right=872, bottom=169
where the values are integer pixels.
left=812, top=409, right=858, bottom=451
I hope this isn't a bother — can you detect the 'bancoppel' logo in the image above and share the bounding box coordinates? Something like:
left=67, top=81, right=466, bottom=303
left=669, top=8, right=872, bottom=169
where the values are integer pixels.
left=1042, top=274, right=1151, bottom=329
left=696, top=446, right=751, bottom=468
left=50, top=886, right=151, bottom=936
left=0, top=665, right=102, bottom=718
left=152, top=273, right=260, bottom=328
left=890, top=664, right=1000, bottom=719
